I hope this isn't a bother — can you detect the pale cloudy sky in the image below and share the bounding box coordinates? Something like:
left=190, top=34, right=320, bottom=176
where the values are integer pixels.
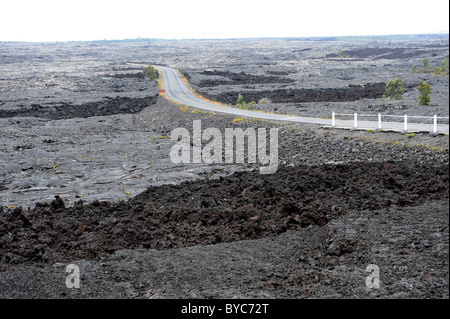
left=1, top=0, right=449, bottom=42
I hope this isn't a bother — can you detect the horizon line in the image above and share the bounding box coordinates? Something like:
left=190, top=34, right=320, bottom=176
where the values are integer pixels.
left=1, top=32, right=449, bottom=44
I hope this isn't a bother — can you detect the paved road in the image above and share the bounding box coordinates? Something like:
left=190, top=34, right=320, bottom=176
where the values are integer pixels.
left=155, top=65, right=449, bottom=134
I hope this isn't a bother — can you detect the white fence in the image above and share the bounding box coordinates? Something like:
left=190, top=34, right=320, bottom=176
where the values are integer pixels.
left=331, top=112, right=449, bottom=134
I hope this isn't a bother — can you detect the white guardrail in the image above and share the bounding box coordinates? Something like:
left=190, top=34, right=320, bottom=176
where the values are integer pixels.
left=331, top=112, right=449, bottom=133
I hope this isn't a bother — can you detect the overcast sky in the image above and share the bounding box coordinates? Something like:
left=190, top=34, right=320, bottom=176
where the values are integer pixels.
left=1, top=0, right=449, bottom=42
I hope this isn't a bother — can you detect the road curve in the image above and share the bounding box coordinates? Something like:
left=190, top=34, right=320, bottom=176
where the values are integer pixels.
left=155, top=65, right=449, bottom=134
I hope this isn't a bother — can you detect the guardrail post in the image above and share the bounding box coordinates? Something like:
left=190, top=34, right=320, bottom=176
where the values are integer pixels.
left=378, top=113, right=382, bottom=130
left=354, top=113, right=358, bottom=129
left=332, top=112, right=335, bottom=127
left=433, top=115, right=437, bottom=133
left=404, top=114, right=408, bottom=131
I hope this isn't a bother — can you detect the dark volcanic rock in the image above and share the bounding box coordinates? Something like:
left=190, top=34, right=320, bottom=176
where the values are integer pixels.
left=0, top=161, right=447, bottom=266
left=0, top=95, right=158, bottom=120
left=107, top=72, right=145, bottom=79
left=326, top=47, right=428, bottom=59
left=197, top=70, right=294, bottom=87
left=200, top=82, right=386, bottom=104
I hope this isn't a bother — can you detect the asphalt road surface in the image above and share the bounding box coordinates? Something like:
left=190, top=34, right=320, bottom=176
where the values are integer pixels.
left=155, top=65, right=449, bottom=134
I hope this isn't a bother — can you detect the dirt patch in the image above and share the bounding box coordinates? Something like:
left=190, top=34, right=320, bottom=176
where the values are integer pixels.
left=198, top=82, right=386, bottom=104
left=1, top=161, right=447, bottom=268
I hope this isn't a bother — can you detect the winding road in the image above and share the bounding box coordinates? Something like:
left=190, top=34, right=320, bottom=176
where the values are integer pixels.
left=155, top=65, right=449, bottom=134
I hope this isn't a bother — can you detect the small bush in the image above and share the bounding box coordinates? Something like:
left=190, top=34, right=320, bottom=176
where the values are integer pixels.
left=258, top=98, right=272, bottom=105
left=385, top=78, right=405, bottom=100
left=442, top=57, right=449, bottom=75
left=434, top=66, right=443, bottom=75
left=417, top=81, right=431, bottom=106
left=337, top=49, right=348, bottom=58
left=236, top=94, right=244, bottom=108
left=235, top=94, right=253, bottom=110
left=422, top=58, right=430, bottom=71
left=143, top=65, right=158, bottom=80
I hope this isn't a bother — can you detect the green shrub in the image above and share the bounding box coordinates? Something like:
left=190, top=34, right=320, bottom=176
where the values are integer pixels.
left=143, top=65, right=158, bottom=80
left=337, top=49, right=348, bottom=58
left=422, top=58, right=430, bottom=71
left=236, top=94, right=244, bottom=108
left=417, top=81, right=431, bottom=106
left=235, top=94, right=253, bottom=110
left=385, top=78, right=405, bottom=100
left=441, top=57, right=449, bottom=75
left=434, top=66, right=443, bottom=75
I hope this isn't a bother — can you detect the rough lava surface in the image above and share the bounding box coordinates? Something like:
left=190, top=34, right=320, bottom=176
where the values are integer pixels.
left=0, top=37, right=449, bottom=299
